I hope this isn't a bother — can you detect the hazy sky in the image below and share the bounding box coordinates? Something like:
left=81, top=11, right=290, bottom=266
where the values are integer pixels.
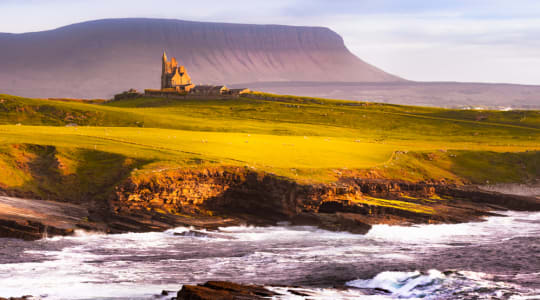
left=1, top=0, right=540, bottom=85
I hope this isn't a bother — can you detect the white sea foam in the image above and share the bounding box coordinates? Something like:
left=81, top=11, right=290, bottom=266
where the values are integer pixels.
left=268, top=286, right=390, bottom=299
left=345, top=269, right=532, bottom=299
left=43, top=229, right=105, bottom=242
left=510, top=295, right=540, bottom=300
left=0, top=211, right=538, bottom=299
left=346, top=269, right=445, bottom=298
left=366, top=211, right=540, bottom=244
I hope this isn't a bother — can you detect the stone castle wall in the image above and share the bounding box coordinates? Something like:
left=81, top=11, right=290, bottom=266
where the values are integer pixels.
left=144, top=89, right=240, bottom=100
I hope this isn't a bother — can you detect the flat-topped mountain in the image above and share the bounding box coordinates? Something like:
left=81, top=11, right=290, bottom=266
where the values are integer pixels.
left=0, top=18, right=400, bottom=98
left=1, top=18, right=539, bottom=108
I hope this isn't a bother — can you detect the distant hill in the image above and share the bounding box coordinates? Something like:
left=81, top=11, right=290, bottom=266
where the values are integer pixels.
left=1, top=18, right=539, bottom=108
left=237, top=81, right=540, bottom=109
left=0, top=18, right=400, bottom=98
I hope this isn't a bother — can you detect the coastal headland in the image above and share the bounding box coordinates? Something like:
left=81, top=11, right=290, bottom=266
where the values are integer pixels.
left=0, top=92, right=538, bottom=239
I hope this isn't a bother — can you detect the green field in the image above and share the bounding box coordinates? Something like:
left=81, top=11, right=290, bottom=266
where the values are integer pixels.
left=0, top=93, right=538, bottom=198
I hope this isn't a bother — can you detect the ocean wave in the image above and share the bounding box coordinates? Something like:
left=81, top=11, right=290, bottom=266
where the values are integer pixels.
left=346, top=269, right=535, bottom=299
left=365, top=211, right=540, bottom=245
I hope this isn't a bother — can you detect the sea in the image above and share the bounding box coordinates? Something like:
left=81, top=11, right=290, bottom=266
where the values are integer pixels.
left=0, top=210, right=539, bottom=299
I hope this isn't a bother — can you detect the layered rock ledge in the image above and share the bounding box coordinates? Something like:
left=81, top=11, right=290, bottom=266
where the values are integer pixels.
left=1, top=167, right=539, bottom=240
left=108, top=167, right=540, bottom=233
left=177, top=281, right=278, bottom=300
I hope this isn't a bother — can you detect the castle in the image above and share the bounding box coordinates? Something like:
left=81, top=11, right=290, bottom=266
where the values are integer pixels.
left=143, top=52, right=249, bottom=98
left=160, top=52, right=195, bottom=92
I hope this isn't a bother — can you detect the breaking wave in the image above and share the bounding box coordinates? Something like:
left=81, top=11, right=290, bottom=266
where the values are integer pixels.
left=0, top=211, right=538, bottom=299
left=345, top=269, right=538, bottom=299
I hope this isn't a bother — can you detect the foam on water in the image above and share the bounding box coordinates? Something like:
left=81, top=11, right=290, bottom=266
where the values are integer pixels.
left=216, top=224, right=364, bottom=242
left=347, top=270, right=444, bottom=296
left=0, top=211, right=538, bottom=299
left=366, top=211, right=540, bottom=245
left=346, top=269, right=535, bottom=299
left=267, top=286, right=390, bottom=300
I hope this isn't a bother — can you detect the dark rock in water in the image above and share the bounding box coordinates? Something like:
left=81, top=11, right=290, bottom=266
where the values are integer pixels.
left=173, top=230, right=235, bottom=240
left=177, top=281, right=279, bottom=300
left=0, top=196, right=102, bottom=241
left=374, top=287, right=392, bottom=294
left=0, top=218, right=74, bottom=241
left=174, top=230, right=211, bottom=238
left=291, top=212, right=372, bottom=234
left=0, top=296, right=35, bottom=300
left=287, top=289, right=312, bottom=296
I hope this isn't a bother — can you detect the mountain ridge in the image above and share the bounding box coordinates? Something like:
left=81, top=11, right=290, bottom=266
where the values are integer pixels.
left=0, top=18, right=401, bottom=98
left=1, top=18, right=538, bottom=108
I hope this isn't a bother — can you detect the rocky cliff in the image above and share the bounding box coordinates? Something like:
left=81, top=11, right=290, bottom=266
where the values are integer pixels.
left=1, top=145, right=539, bottom=240
left=2, top=164, right=539, bottom=240
left=0, top=18, right=400, bottom=98
left=107, top=167, right=540, bottom=235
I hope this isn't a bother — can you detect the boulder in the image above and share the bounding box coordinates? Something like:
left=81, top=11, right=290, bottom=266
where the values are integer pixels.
left=177, top=281, right=279, bottom=300
left=291, top=212, right=372, bottom=234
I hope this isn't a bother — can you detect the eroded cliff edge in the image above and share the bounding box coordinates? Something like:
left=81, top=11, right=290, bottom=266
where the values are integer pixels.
left=107, top=166, right=539, bottom=233
left=0, top=145, right=538, bottom=240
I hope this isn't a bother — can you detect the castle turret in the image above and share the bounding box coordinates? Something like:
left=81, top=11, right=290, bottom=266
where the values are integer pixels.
left=160, top=52, right=195, bottom=91
left=161, top=51, right=171, bottom=89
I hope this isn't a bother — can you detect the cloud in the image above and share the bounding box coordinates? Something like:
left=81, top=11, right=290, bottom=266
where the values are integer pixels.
left=321, top=14, right=540, bottom=84
left=285, top=0, right=540, bottom=18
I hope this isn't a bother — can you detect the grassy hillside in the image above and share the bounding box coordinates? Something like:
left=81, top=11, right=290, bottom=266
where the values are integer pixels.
left=0, top=93, right=538, bottom=198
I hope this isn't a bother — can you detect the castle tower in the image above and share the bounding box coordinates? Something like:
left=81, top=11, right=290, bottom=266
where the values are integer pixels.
left=161, top=51, right=168, bottom=89
left=160, top=52, right=194, bottom=91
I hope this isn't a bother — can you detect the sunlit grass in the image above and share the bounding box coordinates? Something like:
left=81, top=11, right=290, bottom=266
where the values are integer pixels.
left=0, top=93, right=538, bottom=184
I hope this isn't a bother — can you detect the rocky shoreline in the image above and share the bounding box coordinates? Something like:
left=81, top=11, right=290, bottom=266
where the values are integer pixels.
left=1, top=167, right=539, bottom=240
left=170, top=281, right=376, bottom=299
left=175, top=281, right=279, bottom=300
left=0, top=282, right=309, bottom=300
left=107, top=167, right=540, bottom=232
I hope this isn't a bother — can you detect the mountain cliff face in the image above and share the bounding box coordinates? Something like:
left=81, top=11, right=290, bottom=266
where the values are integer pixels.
left=0, top=18, right=401, bottom=98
